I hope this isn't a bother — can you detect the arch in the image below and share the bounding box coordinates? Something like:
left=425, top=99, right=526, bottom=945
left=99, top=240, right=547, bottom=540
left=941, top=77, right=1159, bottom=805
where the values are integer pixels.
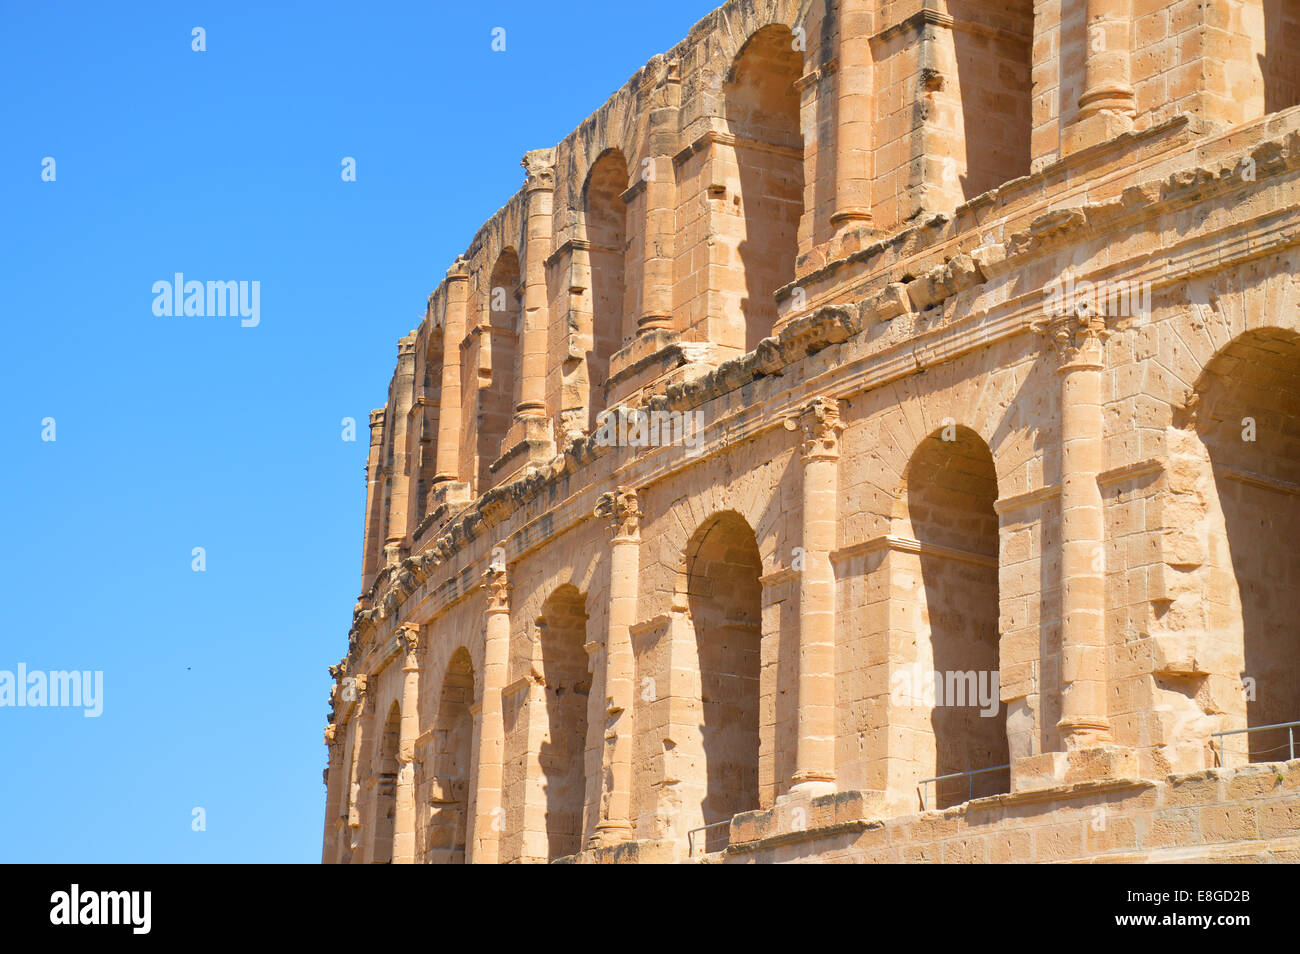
left=372, top=700, right=401, bottom=863
left=537, top=585, right=592, bottom=860
left=950, top=0, right=1033, bottom=200
left=1190, top=327, right=1300, bottom=762
left=479, top=248, right=521, bottom=488
left=897, top=426, right=1006, bottom=808
left=724, top=24, right=804, bottom=353
left=428, top=648, right=475, bottom=863
left=583, top=149, right=631, bottom=424
left=684, top=510, right=762, bottom=849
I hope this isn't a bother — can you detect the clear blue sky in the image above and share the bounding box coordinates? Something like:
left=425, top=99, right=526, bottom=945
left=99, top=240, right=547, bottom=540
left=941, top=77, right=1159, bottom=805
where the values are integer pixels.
left=0, top=0, right=720, bottom=863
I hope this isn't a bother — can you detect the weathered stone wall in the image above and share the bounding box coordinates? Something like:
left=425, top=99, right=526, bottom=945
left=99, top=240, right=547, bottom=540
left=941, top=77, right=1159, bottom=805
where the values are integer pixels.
left=717, top=760, right=1300, bottom=864
left=322, top=0, right=1300, bottom=864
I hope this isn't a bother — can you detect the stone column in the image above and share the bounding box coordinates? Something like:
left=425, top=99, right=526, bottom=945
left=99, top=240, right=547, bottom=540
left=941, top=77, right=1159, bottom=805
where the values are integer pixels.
left=435, top=258, right=471, bottom=484
left=392, top=624, right=421, bottom=864
left=321, top=722, right=343, bottom=863
left=384, top=333, right=418, bottom=566
left=1016, top=305, right=1134, bottom=791
left=361, top=410, right=386, bottom=591
left=345, top=673, right=370, bottom=862
left=591, top=488, right=641, bottom=846
left=1065, top=0, right=1135, bottom=153
left=1047, top=310, right=1112, bottom=748
left=832, top=0, right=873, bottom=232
left=786, top=397, right=843, bottom=797
left=638, top=63, right=680, bottom=336
left=470, top=557, right=510, bottom=863
left=518, top=149, right=556, bottom=418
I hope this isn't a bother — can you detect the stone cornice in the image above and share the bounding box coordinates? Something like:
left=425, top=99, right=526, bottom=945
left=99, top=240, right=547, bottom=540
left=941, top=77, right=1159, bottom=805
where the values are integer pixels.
left=831, top=535, right=997, bottom=569
left=671, top=129, right=800, bottom=167
left=785, top=114, right=1197, bottom=308
left=869, top=8, right=954, bottom=48
left=543, top=237, right=591, bottom=268
left=1214, top=463, right=1300, bottom=498
left=620, top=178, right=648, bottom=204
left=1098, top=459, right=1164, bottom=490
left=994, top=483, right=1061, bottom=517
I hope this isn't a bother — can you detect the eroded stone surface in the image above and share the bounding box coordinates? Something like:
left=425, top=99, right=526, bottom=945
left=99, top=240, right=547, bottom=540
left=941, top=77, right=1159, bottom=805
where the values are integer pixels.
left=322, top=0, right=1300, bottom=864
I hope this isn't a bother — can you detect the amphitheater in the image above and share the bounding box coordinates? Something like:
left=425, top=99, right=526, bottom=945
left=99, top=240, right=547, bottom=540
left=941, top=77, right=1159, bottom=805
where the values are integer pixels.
left=322, top=0, right=1300, bottom=863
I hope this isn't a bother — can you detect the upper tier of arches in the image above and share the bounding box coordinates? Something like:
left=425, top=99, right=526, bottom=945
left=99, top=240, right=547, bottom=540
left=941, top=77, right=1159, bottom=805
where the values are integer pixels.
left=358, top=0, right=1300, bottom=593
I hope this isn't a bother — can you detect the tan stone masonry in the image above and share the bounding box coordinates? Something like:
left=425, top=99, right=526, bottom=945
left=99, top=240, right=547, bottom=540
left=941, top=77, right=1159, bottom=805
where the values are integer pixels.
left=323, top=0, right=1300, bottom=863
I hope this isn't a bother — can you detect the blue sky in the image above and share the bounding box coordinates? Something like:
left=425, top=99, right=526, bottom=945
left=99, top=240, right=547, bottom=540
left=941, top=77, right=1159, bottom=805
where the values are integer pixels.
left=0, top=0, right=719, bottom=863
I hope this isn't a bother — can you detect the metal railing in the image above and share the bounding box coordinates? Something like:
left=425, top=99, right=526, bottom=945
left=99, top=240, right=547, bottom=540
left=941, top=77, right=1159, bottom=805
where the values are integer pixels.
left=917, top=763, right=1010, bottom=811
left=687, top=819, right=732, bottom=857
left=1211, top=719, right=1300, bottom=767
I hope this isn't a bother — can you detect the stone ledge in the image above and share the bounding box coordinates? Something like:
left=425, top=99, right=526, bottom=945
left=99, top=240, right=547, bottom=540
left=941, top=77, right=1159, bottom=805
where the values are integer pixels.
left=553, top=838, right=676, bottom=864
left=728, top=789, right=887, bottom=852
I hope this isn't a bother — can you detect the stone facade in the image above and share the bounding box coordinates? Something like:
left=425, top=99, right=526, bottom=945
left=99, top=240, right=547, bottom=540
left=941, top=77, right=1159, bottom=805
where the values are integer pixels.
left=322, top=0, right=1300, bottom=863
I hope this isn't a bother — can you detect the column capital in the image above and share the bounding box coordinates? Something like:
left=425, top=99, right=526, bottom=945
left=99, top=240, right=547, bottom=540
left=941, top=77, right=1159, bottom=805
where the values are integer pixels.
left=349, top=672, right=371, bottom=715
left=324, top=722, right=338, bottom=747
left=522, top=148, right=557, bottom=193
left=396, top=622, right=421, bottom=667
left=446, top=256, right=471, bottom=282
left=1032, top=310, right=1109, bottom=368
left=595, top=487, right=641, bottom=542
left=786, top=396, right=844, bottom=462
left=484, top=564, right=511, bottom=615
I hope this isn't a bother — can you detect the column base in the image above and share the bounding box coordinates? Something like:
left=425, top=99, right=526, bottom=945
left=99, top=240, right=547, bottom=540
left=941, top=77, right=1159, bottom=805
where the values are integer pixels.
left=420, top=481, right=473, bottom=534
left=555, top=838, right=675, bottom=865
left=1062, top=109, right=1135, bottom=157
left=586, top=822, right=634, bottom=851
left=1012, top=744, right=1138, bottom=793
left=489, top=414, right=555, bottom=489
left=785, top=776, right=837, bottom=800
left=428, top=480, right=471, bottom=510
left=730, top=789, right=885, bottom=850
left=603, top=331, right=717, bottom=410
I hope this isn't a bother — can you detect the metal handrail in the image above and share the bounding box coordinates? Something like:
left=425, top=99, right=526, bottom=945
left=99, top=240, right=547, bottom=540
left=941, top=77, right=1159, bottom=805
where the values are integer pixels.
left=1211, top=719, right=1300, bottom=767
left=687, top=819, right=732, bottom=857
left=917, top=763, right=1011, bottom=810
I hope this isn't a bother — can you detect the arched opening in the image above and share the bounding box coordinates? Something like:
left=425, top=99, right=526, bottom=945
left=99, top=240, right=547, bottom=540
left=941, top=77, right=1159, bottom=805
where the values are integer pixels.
left=538, top=585, right=591, bottom=860
left=479, top=248, right=521, bottom=488
left=428, top=648, right=475, bottom=863
left=685, top=511, right=762, bottom=849
left=951, top=0, right=1033, bottom=200
left=1192, top=328, right=1300, bottom=762
left=372, top=701, right=401, bottom=863
left=725, top=25, right=804, bottom=353
left=1261, top=0, right=1300, bottom=114
left=584, top=150, right=630, bottom=424
left=902, top=427, right=1006, bottom=808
